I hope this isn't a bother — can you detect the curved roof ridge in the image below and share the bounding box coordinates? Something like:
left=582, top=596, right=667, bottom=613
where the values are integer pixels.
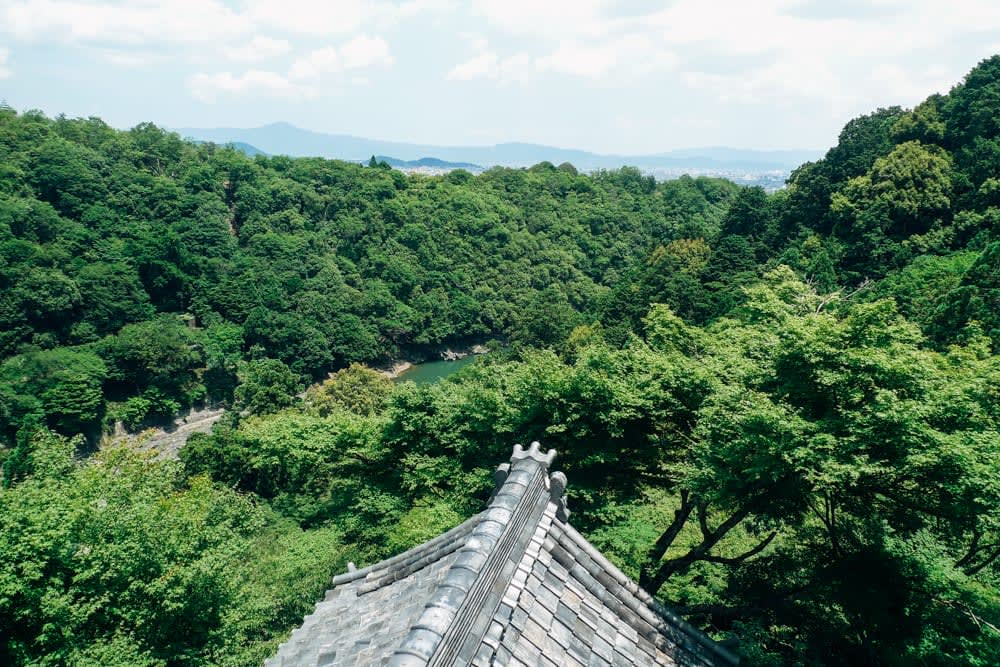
left=389, top=443, right=555, bottom=666
left=330, top=510, right=485, bottom=588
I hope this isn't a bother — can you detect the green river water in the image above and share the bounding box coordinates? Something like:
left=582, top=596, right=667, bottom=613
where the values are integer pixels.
left=392, top=354, right=480, bottom=384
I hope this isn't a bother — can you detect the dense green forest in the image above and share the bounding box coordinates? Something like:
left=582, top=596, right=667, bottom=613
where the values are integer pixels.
left=2, top=56, right=1000, bottom=666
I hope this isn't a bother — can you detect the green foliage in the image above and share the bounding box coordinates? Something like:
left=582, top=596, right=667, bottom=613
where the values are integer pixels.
left=201, top=323, right=244, bottom=402
left=2, top=427, right=81, bottom=486
left=0, top=108, right=739, bottom=441
left=892, top=95, right=947, bottom=145
left=304, top=363, right=393, bottom=417
left=0, top=440, right=345, bottom=667
left=107, top=388, right=182, bottom=430
left=0, top=346, right=107, bottom=443
left=195, top=273, right=995, bottom=665
left=98, top=316, right=201, bottom=402
left=181, top=411, right=384, bottom=531
left=830, top=141, right=953, bottom=274
left=873, top=251, right=978, bottom=334
left=233, top=358, right=302, bottom=416
left=5, top=57, right=1000, bottom=667
left=931, top=241, right=1000, bottom=349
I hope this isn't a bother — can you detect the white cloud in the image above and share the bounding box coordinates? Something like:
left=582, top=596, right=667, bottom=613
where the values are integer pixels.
left=472, top=0, right=613, bottom=39
left=682, top=59, right=846, bottom=113
left=188, top=70, right=316, bottom=102
left=867, top=63, right=959, bottom=105
left=339, top=34, right=393, bottom=69
left=460, top=33, right=489, bottom=53
left=537, top=36, right=677, bottom=79
left=647, top=0, right=1000, bottom=106
left=223, top=36, right=292, bottom=63
left=0, top=46, right=9, bottom=79
left=398, top=0, right=456, bottom=17
left=290, top=36, right=393, bottom=80
left=494, top=53, right=532, bottom=82
left=243, top=0, right=449, bottom=37
left=289, top=46, right=341, bottom=80
left=0, top=0, right=250, bottom=45
left=446, top=49, right=533, bottom=83
left=456, top=0, right=678, bottom=81
left=0, top=0, right=448, bottom=45
left=94, top=48, right=164, bottom=68
left=244, top=0, right=370, bottom=37
left=458, top=0, right=1000, bottom=107
left=447, top=51, right=497, bottom=81
left=447, top=33, right=676, bottom=84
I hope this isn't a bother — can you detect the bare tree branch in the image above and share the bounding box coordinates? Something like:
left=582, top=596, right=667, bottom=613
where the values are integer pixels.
left=702, top=531, right=777, bottom=565
left=965, top=544, right=1000, bottom=576
left=647, top=503, right=757, bottom=593
left=936, top=598, right=1000, bottom=635
left=640, top=489, right=693, bottom=590
left=815, top=278, right=872, bottom=313
left=956, top=529, right=983, bottom=568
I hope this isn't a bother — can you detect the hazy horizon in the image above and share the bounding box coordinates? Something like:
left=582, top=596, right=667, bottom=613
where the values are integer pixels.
left=173, top=120, right=827, bottom=156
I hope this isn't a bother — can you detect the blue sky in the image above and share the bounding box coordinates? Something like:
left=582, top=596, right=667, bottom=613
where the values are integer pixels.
left=1, top=0, right=999, bottom=153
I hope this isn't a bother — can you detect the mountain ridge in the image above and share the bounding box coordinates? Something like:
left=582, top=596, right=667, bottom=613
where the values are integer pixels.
left=176, top=122, right=821, bottom=172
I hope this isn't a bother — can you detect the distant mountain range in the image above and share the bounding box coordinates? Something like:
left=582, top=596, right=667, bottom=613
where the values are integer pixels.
left=372, top=155, right=483, bottom=171
left=226, top=141, right=268, bottom=157
left=191, top=140, right=267, bottom=157
left=177, top=122, right=821, bottom=174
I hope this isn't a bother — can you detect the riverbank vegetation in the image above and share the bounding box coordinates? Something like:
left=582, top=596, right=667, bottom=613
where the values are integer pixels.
left=3, top=56, right=1000, bottom=665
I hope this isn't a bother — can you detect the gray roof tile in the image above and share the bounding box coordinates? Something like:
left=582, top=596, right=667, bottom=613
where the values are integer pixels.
left=268, top=443, right=738, bottom=667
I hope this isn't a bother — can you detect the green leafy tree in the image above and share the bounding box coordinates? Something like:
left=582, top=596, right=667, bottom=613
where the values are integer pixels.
left=75, top=262, right=153, bottom=334
left=0, top=346, right=107, bottom=443
left=99, top=315, right=201, bottom=402
left=510, top=286, right=580, bottom=349
left=891, top=95, right=947, bottom=145
left=28, top=136, right=107, bottom=218
left=831, top=141, right=953, bottom=275
left=932, top=241, right=1000, bottom=348
left=0, top=438, right=347, bottom=666
left=233, top=358, right=302, bottom=416
left=304, top=363, right=393, bottom=417
left=201, top=322, right=245, bottom=401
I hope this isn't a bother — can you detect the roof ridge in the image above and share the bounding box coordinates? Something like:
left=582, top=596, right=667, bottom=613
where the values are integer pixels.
left=329, top=511, right=485, bottom=588
left=389, top=442, right=557, bottom=666
left=268, top=441, right=741, bottom=666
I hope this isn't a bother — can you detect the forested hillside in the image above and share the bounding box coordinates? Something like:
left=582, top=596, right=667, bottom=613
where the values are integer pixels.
left=0, top=110, right=736, bottom=445
left=3, top=57, right=1000, bottom=666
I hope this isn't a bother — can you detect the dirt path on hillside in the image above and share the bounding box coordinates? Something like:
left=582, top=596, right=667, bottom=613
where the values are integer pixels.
left=109, top=406, right=226, bottom=459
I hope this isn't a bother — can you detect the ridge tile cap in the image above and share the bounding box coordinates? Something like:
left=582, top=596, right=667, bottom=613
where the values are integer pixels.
left=510, top=441, right=557, bottom=468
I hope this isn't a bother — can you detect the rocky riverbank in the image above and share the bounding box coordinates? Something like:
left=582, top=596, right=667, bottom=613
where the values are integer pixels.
left=377, top=343, right=488, bottom=378
left=439, top=344, right=488, bottom=361
left=378, top=360, right=414, bottom=379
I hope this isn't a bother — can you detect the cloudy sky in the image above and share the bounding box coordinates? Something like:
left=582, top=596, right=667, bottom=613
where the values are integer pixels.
left=1, top=0, right=999, bottom=153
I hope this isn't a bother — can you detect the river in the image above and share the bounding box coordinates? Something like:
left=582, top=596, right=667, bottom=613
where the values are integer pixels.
left=392, top=354, right=480, bottom=384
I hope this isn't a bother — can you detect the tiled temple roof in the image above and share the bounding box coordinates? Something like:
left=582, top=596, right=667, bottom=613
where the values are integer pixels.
left=266, top=443, right=739, bottom=667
